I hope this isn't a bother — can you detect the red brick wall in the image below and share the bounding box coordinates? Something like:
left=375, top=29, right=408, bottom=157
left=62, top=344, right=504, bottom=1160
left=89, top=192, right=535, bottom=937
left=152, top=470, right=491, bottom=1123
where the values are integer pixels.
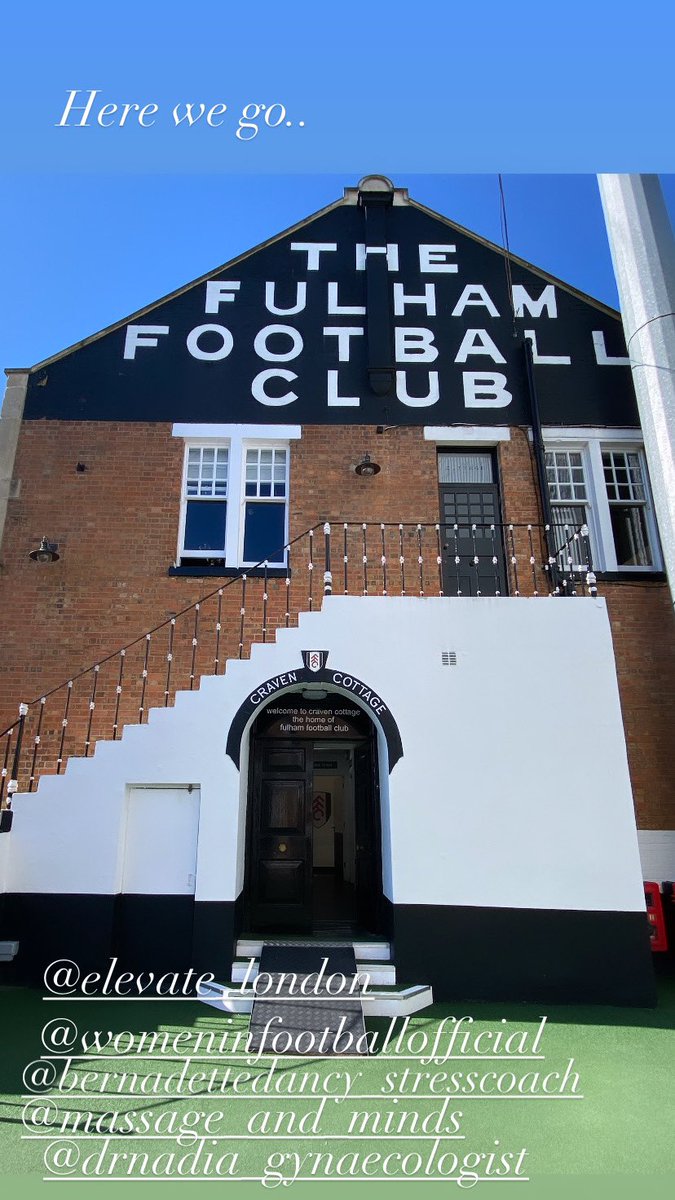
left=0, top=420, right=673, bottom=827
left=603, top=582, right=675, bottom=829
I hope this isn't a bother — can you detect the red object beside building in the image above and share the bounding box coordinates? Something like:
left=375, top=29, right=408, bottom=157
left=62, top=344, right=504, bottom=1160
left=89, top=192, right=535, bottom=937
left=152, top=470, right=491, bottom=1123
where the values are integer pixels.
left=644, top=882, right=668, bottom=951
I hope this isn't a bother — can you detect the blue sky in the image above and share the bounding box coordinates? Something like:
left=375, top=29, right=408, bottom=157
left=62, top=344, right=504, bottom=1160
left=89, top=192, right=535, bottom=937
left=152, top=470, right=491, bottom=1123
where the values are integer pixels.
left=2, top=3, right=675, bottom=372
left=2, top=173, right=674, bottom=373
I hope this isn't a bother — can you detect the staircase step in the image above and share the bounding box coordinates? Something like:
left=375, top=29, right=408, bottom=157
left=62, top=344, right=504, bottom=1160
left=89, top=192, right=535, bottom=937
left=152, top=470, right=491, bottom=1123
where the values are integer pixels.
left=231, top=958, right=396, bottom=985
left=197, top=980, right=433, bottom=1018
left=235, top=938, right=392, bottom=961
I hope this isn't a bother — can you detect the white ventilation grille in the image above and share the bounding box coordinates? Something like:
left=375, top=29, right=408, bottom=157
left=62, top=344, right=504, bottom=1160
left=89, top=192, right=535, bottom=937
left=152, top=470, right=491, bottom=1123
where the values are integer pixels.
left=441, top=651, right=458, bottom=666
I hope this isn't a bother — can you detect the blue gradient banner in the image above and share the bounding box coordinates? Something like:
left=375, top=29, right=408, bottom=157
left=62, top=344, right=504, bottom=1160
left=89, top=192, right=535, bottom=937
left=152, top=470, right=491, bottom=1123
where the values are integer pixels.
left=2, top=0, right=675, bottom=172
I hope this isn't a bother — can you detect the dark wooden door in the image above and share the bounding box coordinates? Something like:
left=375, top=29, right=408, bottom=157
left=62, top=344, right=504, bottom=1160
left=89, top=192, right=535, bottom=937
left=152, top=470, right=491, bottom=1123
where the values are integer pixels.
left=354, top=740, right=381, bottom=933
left=440, top=483, right=507, bottom=596
left=248, top=740, right=313, bottom=930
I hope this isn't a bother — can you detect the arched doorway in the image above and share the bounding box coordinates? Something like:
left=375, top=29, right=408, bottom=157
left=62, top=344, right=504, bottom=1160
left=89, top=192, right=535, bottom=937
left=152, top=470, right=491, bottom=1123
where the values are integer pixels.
left=243, top=691, right=384, bottom=936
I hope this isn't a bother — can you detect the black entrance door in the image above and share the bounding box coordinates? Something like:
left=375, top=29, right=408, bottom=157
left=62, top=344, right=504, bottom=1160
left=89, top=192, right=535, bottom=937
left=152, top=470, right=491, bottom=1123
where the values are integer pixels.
left=246, top=708, right=383, bottom=934
left=248, top=740, right=313, bottom=930
left=439, top=453, right=507, bottom=596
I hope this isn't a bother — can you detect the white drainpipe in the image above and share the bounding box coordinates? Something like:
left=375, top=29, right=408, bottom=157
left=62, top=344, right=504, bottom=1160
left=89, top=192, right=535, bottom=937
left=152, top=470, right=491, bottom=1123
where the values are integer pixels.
left=598, top=174, right=675, bottom=608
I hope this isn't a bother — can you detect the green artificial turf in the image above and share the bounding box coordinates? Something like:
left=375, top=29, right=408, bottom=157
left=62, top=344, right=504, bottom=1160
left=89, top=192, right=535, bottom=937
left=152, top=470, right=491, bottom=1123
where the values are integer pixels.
left=2, top=971, right=674, bottom=1195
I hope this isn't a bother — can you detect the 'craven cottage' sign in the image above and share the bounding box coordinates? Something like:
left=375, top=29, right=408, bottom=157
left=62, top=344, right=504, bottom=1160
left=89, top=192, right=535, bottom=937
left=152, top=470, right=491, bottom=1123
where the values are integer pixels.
left=24, top=183, right=637, bottom=427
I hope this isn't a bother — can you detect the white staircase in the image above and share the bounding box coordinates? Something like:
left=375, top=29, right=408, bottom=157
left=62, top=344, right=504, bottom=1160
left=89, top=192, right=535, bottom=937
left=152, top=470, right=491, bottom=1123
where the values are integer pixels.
left=7, top=600, right=435, bottom=1017
left=197, top=936, right=434, bottom=1017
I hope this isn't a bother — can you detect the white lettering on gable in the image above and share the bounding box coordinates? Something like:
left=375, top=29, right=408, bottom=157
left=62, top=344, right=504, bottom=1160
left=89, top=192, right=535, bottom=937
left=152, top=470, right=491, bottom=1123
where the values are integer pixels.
left=419, top=245, right=458, bottom=273
left=323, top=327, right=365, bottom=361
left=123, top=325, right=170, bottom=360
left=355, top=244, right=400, bottom=271
left=396, top=371, right=440, bottom=408
left=512, top=284, right=558, bottom=319
left=592, top=331, right=630, bottom=366
left=327, top=282, right=366, bottom=316
left=252, top=370, right=298, bottom=406
left=327, top=371, right=360, bottom=408
left=265, top=282, right=307, bottom=315
left=254, top=325, right=303, bottom=362
left=117, top=239, right=601, bottom=418
left=205, top=281, right=241, bottom=313
left=393, top=284, right=436, bottom=316
left=290, top=243, right=337, bottom=270
left=395, top=328, right=438, bottom=363
left=525, top=330, right=571, bottom=365
left=463, top=373, right=512, bottom=408
left=186, top=325, right=233, bottom=361
left=451, top=285, right=500, bottom=318
left=455, top=329, right=506, bottom=364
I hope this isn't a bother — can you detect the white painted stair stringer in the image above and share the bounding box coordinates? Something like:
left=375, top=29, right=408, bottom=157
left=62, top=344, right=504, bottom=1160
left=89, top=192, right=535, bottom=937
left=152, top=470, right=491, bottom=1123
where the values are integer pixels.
left=28, top=609, right=333, bottom=795
left=3, top=598, right=407, bottom=905
left=4, top=595, right=642, bottom=948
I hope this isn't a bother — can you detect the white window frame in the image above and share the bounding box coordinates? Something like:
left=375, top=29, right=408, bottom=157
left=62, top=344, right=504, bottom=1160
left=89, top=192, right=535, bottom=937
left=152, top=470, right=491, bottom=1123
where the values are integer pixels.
left=178, top=441, right=230, bottom=562
left=542, top=427, right=662, bottom=573
left=544, top=442, right=599, bottom=569
left=238, top=441, right=291, bottom=567
left=172, top=424, right=301, bottom=568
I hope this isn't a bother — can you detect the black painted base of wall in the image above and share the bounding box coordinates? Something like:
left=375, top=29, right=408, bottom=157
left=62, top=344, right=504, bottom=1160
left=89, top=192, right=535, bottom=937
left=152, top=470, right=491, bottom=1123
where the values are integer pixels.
left=1, top=893, right=656, bottom=1005
left=390, top=902, right=656, bottom=1006
left=0, top=894, right=238, bottom=987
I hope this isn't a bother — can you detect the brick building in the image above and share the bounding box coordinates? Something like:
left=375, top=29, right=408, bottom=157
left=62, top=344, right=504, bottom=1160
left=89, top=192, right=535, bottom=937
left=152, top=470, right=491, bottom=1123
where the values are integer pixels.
left=0, top=175, right=672, bottom=1006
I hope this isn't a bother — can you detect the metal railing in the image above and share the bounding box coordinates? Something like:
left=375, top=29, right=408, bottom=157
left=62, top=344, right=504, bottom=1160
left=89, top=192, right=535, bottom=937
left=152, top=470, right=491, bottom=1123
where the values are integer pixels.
left=0, top=519, right=595, bottom=800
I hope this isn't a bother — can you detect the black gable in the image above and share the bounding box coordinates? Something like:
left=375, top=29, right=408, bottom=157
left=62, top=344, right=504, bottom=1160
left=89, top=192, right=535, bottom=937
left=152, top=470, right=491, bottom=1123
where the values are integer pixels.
left=24, top=191, right=637, bottom=427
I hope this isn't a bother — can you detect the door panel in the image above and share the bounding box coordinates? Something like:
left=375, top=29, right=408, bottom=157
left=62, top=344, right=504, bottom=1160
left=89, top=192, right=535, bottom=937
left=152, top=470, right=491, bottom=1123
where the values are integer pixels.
left=248, top=739, right=313, bottom=929
left=258, top=860, right=305, bottom=904
left=440, top=483, right=507, bottom=596
left=262, top=746, right=306, bottom=771
left=261, top=779, right=305, bottom=831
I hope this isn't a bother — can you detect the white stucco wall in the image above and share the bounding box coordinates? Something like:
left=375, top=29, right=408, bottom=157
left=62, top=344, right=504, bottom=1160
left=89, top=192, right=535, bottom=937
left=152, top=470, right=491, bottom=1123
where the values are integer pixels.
left=4, top=595, right=647, bottom=914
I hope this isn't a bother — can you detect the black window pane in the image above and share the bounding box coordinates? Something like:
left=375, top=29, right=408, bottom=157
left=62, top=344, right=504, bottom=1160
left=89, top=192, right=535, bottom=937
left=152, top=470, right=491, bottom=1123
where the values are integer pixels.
left=184, top=501, right=226, bottom=551
left=610, top=505, right=652, bottom=567
left=243, top=502, right=286, bottom=563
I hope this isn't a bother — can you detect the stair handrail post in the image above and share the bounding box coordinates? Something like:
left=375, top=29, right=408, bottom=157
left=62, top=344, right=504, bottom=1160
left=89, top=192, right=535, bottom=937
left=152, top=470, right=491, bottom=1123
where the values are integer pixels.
left=323, top=522, right=333, bottom=596
left=582, top=523, right=598, bottom=597
left=0, top=523, right=322, bottom=792
left=7, top=702, right=28, bottom=801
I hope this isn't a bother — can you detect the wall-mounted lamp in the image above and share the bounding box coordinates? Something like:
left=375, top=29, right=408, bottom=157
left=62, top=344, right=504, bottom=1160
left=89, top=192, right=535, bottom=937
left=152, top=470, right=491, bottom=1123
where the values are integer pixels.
left=29, top=537, right=60, bottom=563
left=354, top=453, right=381, bottom=477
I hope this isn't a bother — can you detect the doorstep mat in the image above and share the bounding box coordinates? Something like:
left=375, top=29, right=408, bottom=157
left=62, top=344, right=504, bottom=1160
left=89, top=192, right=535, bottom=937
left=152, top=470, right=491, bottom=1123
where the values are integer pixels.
left=247, top=943, right=367, bottom=1056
